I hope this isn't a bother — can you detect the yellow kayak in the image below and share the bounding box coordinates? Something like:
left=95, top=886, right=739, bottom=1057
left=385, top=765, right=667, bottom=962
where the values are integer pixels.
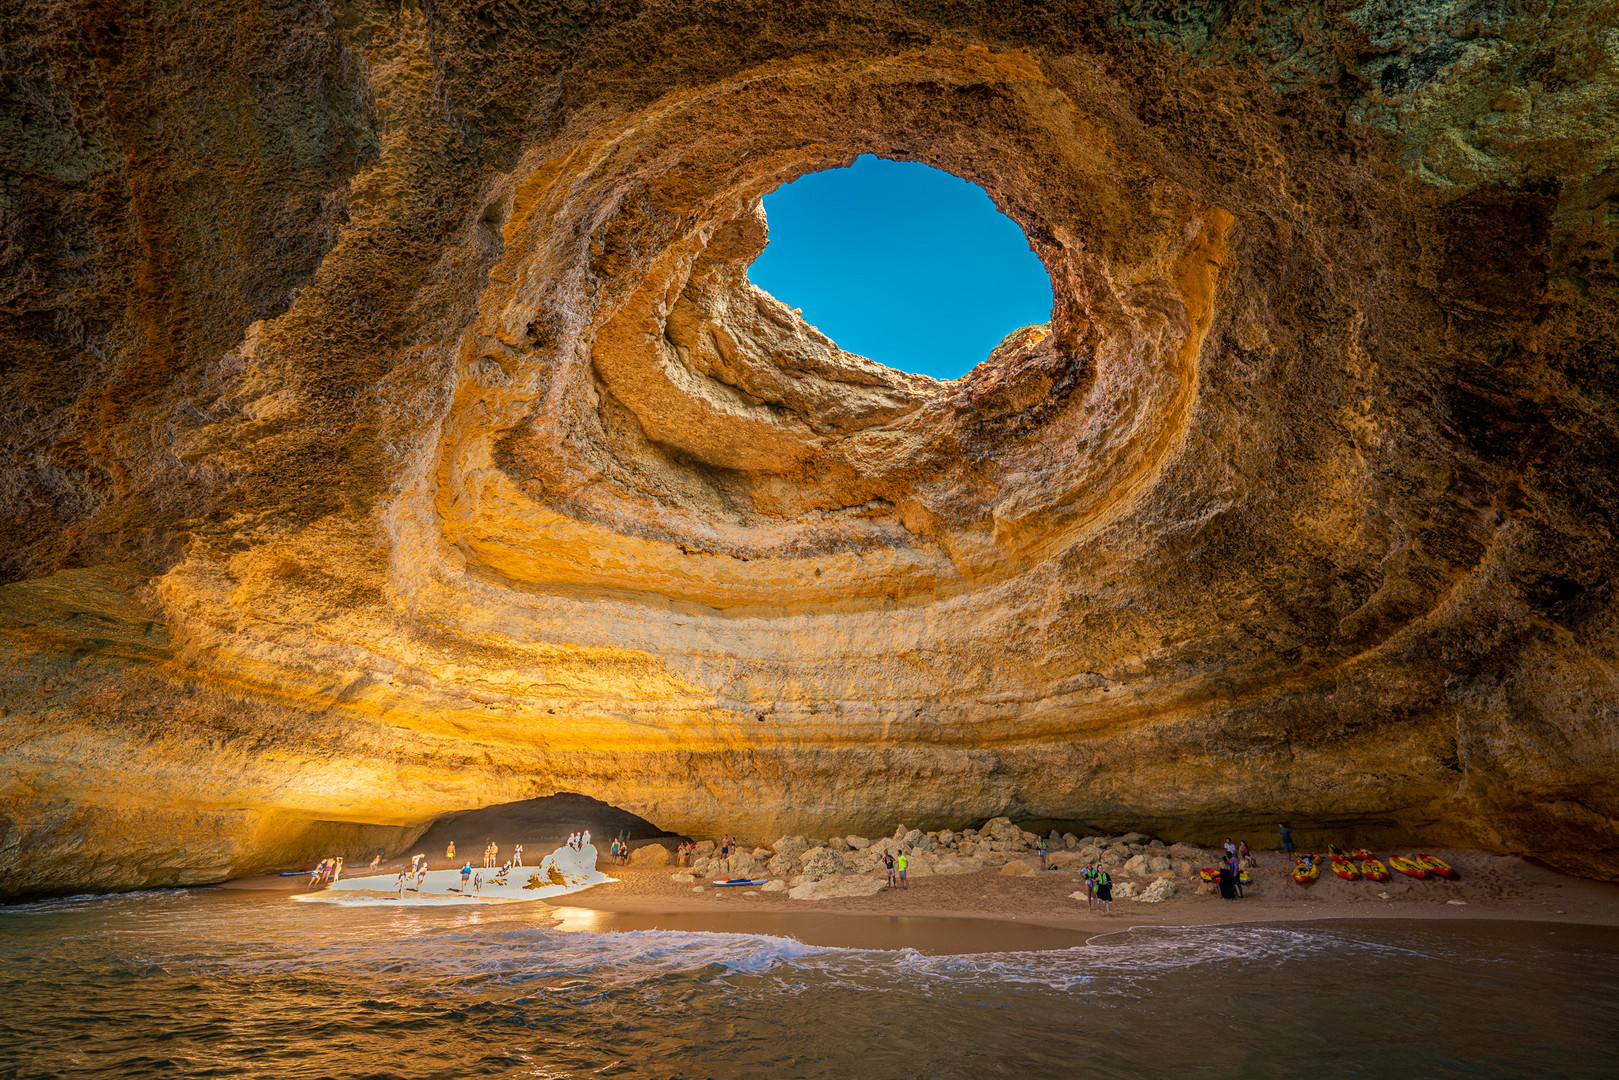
left=1360, top=857, right=1390, bottom=881
left=1414, top=853, right=1457, bottom=879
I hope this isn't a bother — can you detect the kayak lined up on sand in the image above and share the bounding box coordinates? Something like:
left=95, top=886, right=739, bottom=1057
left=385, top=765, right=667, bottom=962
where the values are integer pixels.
left=1360, top=857, right=1390, bottom=881
left=1415, top=853, right=1458, bottom=878
left=1291, top=858, right=1320, bottom=885
left=712, top=878, right=769, bottom=887
left=1389, top=855, right=1430, bottom=879
left=1330, top=856, right=1362, bottom=881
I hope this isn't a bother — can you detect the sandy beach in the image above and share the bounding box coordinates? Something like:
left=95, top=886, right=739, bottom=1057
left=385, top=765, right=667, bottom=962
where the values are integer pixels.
left=564, top=849, right=1619, bottom=933
left=223, top=844, right=1619, bottom=953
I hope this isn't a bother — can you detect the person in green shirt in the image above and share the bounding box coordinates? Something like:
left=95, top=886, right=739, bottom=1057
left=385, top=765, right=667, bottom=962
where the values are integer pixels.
left=896, top=851, right=908, bottom=889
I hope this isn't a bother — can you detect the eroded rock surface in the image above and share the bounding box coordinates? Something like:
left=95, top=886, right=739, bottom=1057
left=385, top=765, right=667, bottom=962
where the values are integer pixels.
left=2, top=0, right=1618, bottom=900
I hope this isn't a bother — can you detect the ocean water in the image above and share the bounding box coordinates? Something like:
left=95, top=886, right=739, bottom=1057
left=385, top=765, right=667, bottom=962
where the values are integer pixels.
left=1, top=890, right=1615, bottom=1079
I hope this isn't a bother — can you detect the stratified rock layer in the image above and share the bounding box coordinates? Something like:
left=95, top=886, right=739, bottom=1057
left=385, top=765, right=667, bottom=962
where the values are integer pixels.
left=2, top=0, right=1617, bottom=900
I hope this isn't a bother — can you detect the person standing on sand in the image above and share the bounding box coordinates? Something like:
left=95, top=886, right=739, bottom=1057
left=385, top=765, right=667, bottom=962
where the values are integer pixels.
left=514, top=844, right=523, bottom=867
left=308, top=862, right=324, bottom=889
left=446, top=841, right=455, bottom=863
left=582, top=830, right=591, bottom=849
left=1037, top=837, right=1048, bottom=868
left=461, top=861, right=473, bottom=891
left=331, top=857, right=344, bottom=884
left=1238, top=840, right=1253, bottom=868
left=897, top=851, right=908, bottom=889
left=1082, top=862, right=1098, bottom=910
left=1094, top=867, right=1112, bottom=915
left=1278, top=823, right=1295, bottom=855
left=416, top=863, right=428, bottom=892
left=397, top=867, right=408, bottom=898
left=369, top=852, right=381, bottom=871
left=884, top=852, right=896, bottom=887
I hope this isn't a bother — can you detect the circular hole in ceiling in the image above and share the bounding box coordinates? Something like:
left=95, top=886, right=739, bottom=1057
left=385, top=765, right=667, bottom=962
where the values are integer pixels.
left=746, top=154, right=1055, bottom=381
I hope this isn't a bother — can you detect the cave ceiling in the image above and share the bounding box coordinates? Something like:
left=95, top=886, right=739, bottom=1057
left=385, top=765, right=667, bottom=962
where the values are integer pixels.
left=1, top=0, right=1617, bottom=899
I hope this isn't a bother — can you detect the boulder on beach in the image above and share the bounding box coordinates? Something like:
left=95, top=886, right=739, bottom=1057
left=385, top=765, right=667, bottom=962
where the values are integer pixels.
left=670, top=872, right=696, bottom=883
left=1000, top=860, right=1037, bottom=877
left=846, top=836, right=871, bottom=850
left=788, top=874, right=887, bottom=901
left=759, top=879, right=787, bottom=892
left=629, top=844, right=670, bottom=867
left=1113, top=881, right=1139, bottom=899
left=772, top=836, right=813, bottom=862
left=1133, top=878, right=1177, bottom=903
left=800, top=847, right=845, bottom=882
left=1124, top=853, right=1174, bottom=877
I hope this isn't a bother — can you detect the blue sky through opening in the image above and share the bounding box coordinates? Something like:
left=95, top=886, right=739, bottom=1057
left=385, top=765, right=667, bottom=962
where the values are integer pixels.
left=746, top=155, right=1053, bottom=381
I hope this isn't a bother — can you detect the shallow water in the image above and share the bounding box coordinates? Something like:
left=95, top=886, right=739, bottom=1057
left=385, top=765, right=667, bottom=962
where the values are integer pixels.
left=1, top=890, right=1615, bottom=1079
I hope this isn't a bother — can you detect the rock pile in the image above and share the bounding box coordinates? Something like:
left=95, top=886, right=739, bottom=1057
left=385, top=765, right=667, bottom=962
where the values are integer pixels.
left=669, top=822, right=1221, bottom=902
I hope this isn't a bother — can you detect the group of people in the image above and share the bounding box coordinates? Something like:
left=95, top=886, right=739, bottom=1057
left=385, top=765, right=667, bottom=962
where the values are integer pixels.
left=395, top=859, right=430, bottom=896
left=675, top=842, right=698, bottom=866
left=882, top=850, right=910, bottom=889
left=307, top=857, right=344, bottom=887
left=1078, top=862, right=1115, bottom=915
left=608, top=837, right=634, bottom=864
left=458, top=860, right=509, bottom=892
left=1218, top=837, right=1257, bottom=899
left=565, top=831, right=591, bottom=850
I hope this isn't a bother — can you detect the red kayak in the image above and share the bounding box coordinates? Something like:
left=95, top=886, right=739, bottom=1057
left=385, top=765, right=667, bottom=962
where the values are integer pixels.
left=1414, top=854, right=1457, bottom=879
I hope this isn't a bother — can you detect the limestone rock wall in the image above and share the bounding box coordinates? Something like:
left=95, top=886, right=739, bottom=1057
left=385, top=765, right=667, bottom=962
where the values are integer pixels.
left=2, top=0, right=1617, bottom=899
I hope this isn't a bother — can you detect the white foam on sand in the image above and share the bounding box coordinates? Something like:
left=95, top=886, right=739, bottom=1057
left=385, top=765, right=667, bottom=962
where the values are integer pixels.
left=293, top=843, right=614, bottom=906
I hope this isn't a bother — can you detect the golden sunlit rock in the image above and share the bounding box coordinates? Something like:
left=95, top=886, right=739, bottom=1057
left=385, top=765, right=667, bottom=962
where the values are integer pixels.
left=3, top=0, right=1617, bottom=900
